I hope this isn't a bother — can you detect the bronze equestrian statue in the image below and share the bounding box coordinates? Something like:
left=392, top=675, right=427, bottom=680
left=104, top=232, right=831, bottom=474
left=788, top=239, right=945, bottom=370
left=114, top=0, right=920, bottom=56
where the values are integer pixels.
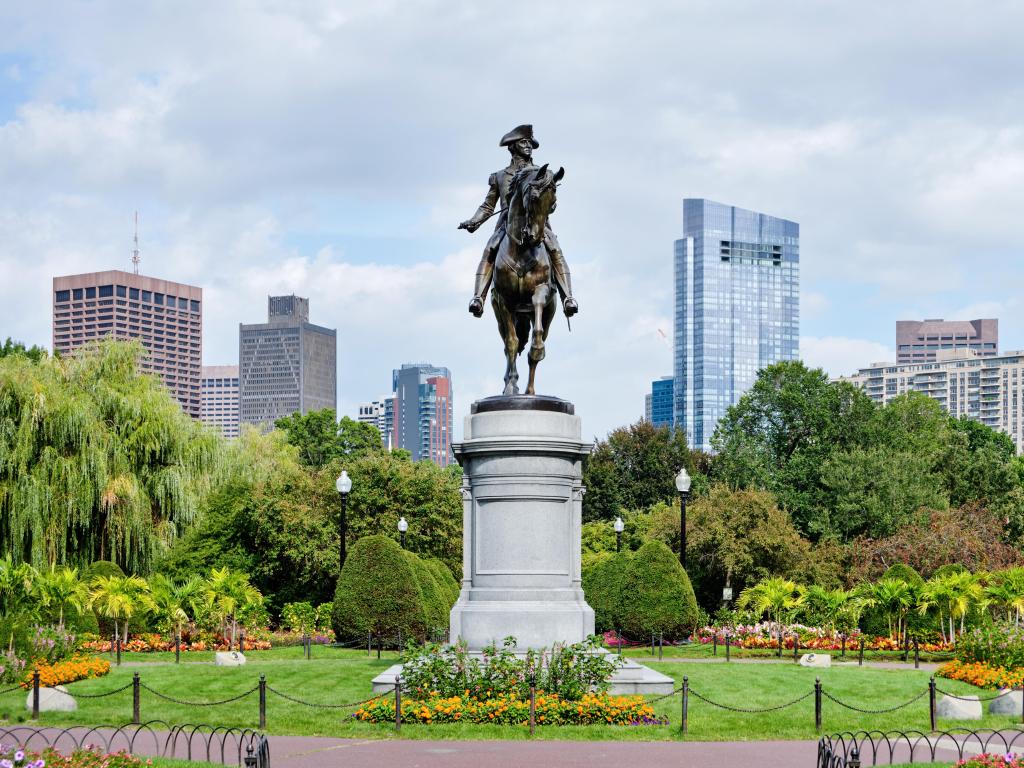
left=459, top=125, right=576, bottom=395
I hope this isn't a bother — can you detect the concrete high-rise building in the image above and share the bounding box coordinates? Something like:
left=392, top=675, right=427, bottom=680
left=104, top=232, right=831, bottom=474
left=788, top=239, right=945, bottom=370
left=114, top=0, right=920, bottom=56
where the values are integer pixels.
left=838, top=348, right=1024, bottom=453
left=645, top=376, right=674, bottom=430
left=896, top=318, right=997, bottom=363
left=201, top=365, right=240, bottom=439
left=674, top=199, right=799, bottom=451
left=392, top=364, right=453, bottom=466
left=52, top=270, right=202, bottom=417
left=357, top=397, right=394, bottom=447
left=239, top=295, right=336, bottom=429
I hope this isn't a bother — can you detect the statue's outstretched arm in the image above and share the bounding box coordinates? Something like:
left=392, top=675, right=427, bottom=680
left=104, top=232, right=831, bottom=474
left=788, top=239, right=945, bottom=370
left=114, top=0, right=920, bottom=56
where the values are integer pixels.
left=459, top=173, right=499, bottom=232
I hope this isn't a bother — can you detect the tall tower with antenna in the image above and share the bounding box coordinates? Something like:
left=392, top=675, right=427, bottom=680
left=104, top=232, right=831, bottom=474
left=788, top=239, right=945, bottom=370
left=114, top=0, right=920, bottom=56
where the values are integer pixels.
left=131, top=211, right=141, bottom=274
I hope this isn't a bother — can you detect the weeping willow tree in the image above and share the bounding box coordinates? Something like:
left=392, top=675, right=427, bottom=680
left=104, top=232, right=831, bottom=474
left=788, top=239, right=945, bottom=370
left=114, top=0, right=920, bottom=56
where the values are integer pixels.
left=0, top=339, right=220, bottom=572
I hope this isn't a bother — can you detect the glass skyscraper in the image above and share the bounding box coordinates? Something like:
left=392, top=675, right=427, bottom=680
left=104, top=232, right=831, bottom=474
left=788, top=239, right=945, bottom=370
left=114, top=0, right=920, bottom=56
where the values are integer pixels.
left=674, top=199, right=799, bottom=451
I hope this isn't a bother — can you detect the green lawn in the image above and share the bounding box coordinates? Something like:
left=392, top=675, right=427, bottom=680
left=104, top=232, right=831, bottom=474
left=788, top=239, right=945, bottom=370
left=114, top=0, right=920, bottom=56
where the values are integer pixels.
left=619, top=641, right=953, bottom=664
left=1, top=652, right=1018, bottom=742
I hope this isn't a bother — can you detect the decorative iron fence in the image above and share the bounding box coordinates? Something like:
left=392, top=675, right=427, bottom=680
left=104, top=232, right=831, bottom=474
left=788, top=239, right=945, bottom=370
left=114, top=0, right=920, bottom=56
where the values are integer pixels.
left=817, top=728, right=1024, bottom=766
left=0, top=721, right=270, bottom=767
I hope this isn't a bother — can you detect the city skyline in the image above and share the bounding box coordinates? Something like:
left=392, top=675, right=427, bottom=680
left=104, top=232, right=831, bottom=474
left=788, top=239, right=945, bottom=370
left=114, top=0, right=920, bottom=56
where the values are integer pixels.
left=4, top=3, right=1024, bottom=441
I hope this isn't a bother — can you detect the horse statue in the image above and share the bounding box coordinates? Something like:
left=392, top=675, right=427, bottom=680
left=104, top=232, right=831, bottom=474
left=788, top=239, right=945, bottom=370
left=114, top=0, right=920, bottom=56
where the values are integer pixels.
left=491, top=163, right=565, bottom=396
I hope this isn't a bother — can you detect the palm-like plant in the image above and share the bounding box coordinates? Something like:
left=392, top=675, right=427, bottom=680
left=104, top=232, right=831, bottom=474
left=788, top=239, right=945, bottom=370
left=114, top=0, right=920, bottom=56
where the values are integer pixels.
left=89, top=574, right=153, bottom=644
left=867, top=578, right=915, bottom=640
left=204, top=567, right=262, bottom=649
left=919, top=571, right=984, bottom=642
left=984, top=567, right=1024, bottom=626
left=0, top=556, right=39, bottom=652
left=804, top=586, right=855, bottom=635
left=149, top=574, right=204, bottom=646
left=738, top=577, right=805, bottom=647
left=37, top=565, right=89, bottom=629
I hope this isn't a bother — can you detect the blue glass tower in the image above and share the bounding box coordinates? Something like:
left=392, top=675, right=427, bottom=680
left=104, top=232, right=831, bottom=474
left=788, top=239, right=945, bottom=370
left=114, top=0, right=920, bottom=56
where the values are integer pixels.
left=674, top=199, right=799, bottom=451
left=648, top=376, right=674, bottom=430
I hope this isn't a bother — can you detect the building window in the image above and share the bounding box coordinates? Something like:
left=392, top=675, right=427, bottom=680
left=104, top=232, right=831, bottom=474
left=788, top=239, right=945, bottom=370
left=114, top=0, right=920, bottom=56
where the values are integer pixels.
left=73, top=288, right=83, bottom=300
left=85, top=287, right=96, bottom=299
left=55, top=290, right=70, bottom=302
left=154, top=293, right=164, bottom=305
left=98, top=285, right=113, bottom=297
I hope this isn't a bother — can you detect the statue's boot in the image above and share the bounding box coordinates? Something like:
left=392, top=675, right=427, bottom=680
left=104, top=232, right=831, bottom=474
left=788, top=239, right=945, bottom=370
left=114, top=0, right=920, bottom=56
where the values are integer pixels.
left=468, top=259, right=494, bottom=317
left=549, top=246, right=578, bottom=317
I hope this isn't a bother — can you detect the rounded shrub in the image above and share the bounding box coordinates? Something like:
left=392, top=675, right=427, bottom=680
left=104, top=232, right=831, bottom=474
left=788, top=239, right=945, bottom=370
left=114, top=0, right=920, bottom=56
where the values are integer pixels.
left=582, top=552, right=629, bottom=633
left=405, top=551, right=449, bottom=636
left=882, top=563, right=925, bottom=586
left=85, top=560, right=125, bottom=581
left=619, top=541, right=699, bottom=640
left=424, top=558, right=460, bottom=606
left=931, top=563, right=968, bottom=579
left=332, top=535, right=426, bottom=642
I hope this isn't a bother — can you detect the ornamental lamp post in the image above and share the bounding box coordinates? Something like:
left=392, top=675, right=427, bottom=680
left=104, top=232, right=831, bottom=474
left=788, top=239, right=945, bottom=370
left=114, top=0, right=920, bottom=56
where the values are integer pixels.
left=675, top=467, right=691, bottom=569
left=336, top=470, right=352, bottom=568
left=613, top=517, right=624, bottom=553
left=397, top=516, right=408, bottom=549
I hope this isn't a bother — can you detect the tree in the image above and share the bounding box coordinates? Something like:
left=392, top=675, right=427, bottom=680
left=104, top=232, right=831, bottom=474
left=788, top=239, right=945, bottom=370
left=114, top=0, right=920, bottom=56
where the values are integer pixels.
left=275, top=409, right=382, bottom=468
left=205, top=567, right=262, bottom=648
left=0, top=556, right=39, bottom=653
left=582, top=421, right=699, bottom=522
left=37, top=566, right=89, bottom=629
left=148, top=574, right=203, bottom=644
left=332, top=535, right=426, bottom=642
left=89, top=574, right=153, bottom=644
left=865, top=578, right=916, bottom=640
left=984, top=567, right=1024, bottom=626
left=0, top=338, right=47, bottom=362
left=919, top=571, right=985, bottom=642
left=582, top=552, right=630, bottom=633
left=404, top=551, right=451, bottom=637
left=0, top=339, right=219, bottom=571
left=712, top=361, right=877, bottom=537
left=738, top=577, right=805, bottom=627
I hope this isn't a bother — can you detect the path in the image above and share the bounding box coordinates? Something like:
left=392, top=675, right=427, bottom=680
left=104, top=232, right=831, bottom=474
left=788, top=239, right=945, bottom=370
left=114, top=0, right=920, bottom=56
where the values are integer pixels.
left=266, top=736, right=822, bottom=767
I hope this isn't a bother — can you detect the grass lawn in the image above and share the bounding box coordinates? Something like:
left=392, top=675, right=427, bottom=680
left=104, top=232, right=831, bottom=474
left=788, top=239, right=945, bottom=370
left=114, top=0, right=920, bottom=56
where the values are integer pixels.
left=0, top=651, right=1019, bottom=743
left=619, top=642, right=953, bottom=664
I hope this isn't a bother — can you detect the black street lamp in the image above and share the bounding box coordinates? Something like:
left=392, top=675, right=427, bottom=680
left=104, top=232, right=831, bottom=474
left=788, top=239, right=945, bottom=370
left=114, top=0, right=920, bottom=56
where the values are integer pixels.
left=675, top=467, right=691, bottom=569
left=397, top=516, right=408, bottom=549
left=613, top=516, right=624, bottom=553
left=336, top=470, right=352, bottom=568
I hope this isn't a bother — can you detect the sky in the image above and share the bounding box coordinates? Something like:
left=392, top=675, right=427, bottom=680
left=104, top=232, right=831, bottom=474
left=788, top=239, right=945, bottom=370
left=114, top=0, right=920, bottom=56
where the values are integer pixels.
left=2, top=1, right=1023, bottom=441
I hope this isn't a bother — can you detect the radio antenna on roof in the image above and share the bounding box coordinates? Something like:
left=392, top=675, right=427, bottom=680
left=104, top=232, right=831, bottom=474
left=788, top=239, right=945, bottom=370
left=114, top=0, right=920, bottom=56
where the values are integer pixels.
left=131, top=211, right=141, bottom=274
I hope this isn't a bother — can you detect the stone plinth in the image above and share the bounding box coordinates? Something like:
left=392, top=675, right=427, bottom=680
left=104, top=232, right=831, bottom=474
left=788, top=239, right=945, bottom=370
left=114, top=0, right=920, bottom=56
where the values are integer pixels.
left=448, top=395, right=594, bottom=649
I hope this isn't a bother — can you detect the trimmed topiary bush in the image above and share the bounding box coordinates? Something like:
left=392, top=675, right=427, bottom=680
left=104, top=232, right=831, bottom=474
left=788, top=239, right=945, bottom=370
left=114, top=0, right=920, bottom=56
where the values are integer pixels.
left=882, top=563, right=925, bottom=586
left=85, top=560, right=125, bottom=581
left=619, top=541, right=699, bottom=640
left=332, top=535, right=426, bottom=642
left=582, top=552, right=629, bottom=633
left=405, top=551, right=449, bottom=636
left=424, top=557, right=460, bottom=606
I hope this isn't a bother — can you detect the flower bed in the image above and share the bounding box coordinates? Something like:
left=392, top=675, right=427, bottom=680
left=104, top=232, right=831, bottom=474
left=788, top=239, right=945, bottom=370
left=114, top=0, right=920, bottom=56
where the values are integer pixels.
left=0, top=744, right=151, bottom=767
left=354, top=691, right=667, bottom=726
left=79, top=633, right=271, bottom=654
left=21, top=655, right=111, bottom=689
left=938, top=659, right=1024, bottom=690
left=957, top=755, right=1024, bottom=767
left=694, top=623, right=952, bottom=652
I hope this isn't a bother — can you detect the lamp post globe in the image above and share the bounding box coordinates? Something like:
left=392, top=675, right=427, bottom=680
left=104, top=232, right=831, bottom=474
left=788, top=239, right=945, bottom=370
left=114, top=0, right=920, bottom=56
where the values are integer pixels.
left=675, top=467, right=691, bottom=569
left=336, top=470, right=352, bottom=568
left=613, top=516, right=624, bottom=552
left=397, top=516, right=408, bottom=549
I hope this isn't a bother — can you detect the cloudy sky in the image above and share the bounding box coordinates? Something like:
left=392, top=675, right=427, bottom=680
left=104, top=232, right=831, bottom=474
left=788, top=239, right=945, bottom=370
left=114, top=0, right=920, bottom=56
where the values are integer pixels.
left=2, top=1, right=1023, bottom=440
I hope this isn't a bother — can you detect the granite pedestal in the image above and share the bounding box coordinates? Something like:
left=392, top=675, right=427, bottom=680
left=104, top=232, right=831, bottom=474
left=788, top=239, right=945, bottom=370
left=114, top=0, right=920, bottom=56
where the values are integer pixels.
left=372, top=395, right=672, bottom=695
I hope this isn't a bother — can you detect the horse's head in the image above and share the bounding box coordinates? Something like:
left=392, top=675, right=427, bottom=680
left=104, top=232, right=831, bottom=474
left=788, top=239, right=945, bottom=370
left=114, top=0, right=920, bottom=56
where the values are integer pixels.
left=511, top=163, right=564, bottom=245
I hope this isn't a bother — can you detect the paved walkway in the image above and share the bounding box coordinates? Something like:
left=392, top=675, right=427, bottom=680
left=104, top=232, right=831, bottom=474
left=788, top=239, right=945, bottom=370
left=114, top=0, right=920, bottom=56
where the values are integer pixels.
left=266, top=736, right=822, bottom=767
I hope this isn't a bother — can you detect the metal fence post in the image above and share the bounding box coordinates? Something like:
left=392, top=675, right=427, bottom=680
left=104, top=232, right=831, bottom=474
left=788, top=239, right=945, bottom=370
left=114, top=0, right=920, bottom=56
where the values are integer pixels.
left=132, top=672, right=140, bottom=724
left=258, top=674, right=266, bottom=729
left=240, top=629, right=246, bottom=654
left=395, top=676, right=402, bottom=733
left=725, top=632, right=731, bottom=662
left=175, top=630, right=181, bottom=664
left=814, top=677, right=822, bottom=733
left=617, top=629, right=622, bottom=656
left=849, top=746, right=862, bottom=768
left=529, top=674, right=536, bottom=736
left=841, top=634, right=846, bottom=658
left=367, top=631, right=371, bottom=656
left=777, top=630, right=783, bottom=658
left=117, top=634, right=122, bottom=666
left=914, top=640, right=920, bottom=669
left=793, top=634, right=799, bottom=662
left=658, top=632, right=663, bottom=661
left=681, top=676, right=689, bottom=735
left=929, top=676, right=936, bottom=731
left=713, top=633, right=717, bottom=656
left=859, top=638, right=865, bottom=666
left=31, top=670, right=40, bottom=720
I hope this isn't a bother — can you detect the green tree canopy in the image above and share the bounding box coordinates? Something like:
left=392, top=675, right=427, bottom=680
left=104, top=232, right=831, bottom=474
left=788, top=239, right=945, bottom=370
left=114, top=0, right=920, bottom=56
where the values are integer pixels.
left=619, top=541, right=699, bottom=639
left=582, top=420, right=702, bottom=522
left=0, top=338, right=47, bottom=362
left=274, top=409, right=383, bottom=468
left=0, top=339, right=219, bottom=572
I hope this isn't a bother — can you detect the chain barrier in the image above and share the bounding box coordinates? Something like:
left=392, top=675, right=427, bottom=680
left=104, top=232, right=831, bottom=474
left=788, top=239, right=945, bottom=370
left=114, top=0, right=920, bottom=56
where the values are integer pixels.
left=822, top=687, right=928, bottom=714
left=68, top=682, right=134, bottom=699
left=0, top=685, right=24, bottom=696
left=265, top=685, right=393, bottom=709
left=688, top=687, right=814, bottom=713
left=139, top=682, right=258, bottom=707
left=646, top=685, right=686, bottom=704
left=935, top=687, right=1017, bottom=703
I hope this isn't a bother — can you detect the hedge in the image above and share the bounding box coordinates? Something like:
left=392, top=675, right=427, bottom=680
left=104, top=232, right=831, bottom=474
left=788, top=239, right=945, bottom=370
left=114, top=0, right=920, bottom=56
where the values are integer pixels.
left=405, top=551, right=449, bottom=636
left=581, top=552, right=629, bottom=633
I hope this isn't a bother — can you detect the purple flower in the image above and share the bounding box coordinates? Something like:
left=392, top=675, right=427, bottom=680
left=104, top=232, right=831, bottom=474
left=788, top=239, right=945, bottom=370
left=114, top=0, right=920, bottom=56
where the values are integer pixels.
left=2, top=758, right=14, bottom=768
left=13, top=751, right=23, bottom=762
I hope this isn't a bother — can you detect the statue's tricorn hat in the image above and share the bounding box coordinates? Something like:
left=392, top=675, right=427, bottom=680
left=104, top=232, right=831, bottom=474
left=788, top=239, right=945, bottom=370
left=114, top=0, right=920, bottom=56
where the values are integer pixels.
left=500, top=124, right=540, bottom=149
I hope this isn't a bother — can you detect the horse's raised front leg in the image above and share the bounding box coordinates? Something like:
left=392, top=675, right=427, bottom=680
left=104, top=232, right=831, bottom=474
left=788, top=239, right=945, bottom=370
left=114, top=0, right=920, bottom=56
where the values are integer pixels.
left=526, top=284, right=551, bottom=396
left=493, top=295, right=519, bottom=396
